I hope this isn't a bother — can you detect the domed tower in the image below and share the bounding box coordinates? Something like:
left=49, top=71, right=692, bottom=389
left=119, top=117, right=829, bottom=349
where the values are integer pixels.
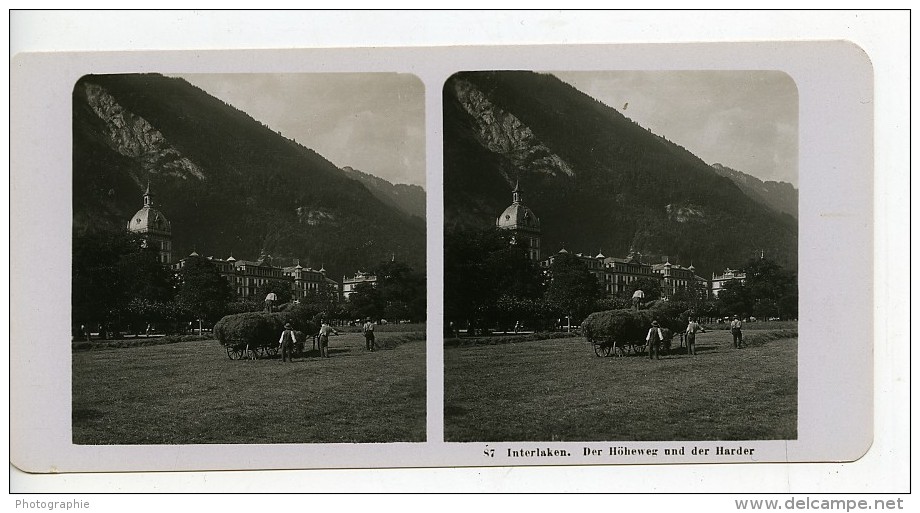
left=127, top=183, right=173, bottom=264
left=496, top=181, right=541, bottom=261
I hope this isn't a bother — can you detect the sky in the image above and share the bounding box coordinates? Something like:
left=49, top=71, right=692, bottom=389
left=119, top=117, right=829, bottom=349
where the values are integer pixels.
left=175, top=73, right=426, bottom=189
left=173, top=71, right=796, bottom=189
left=553, top=71, right=799, bottom=187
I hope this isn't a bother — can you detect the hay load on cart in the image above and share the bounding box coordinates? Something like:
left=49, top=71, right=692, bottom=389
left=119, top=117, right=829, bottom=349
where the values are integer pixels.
left=214, top=312, right=317, bottom=360
left=582, top=304, right=689, bottom=357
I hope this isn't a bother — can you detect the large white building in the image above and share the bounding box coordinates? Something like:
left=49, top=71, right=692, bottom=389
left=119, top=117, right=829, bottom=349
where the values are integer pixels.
left=710, top=268, right=746, bottom=297
left=173, top=251, right=339, bottom=302
left=504, top=186, right=717, bottom=299
left=496, top=181, right=542, bottom=262
left=342, top=271, right=377, bottom=300
left=127, top=183, right=172, bottom=264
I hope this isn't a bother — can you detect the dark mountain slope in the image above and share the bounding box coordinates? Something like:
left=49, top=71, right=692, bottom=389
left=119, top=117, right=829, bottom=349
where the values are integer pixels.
left=711, top=163, right=798, bottom=219
left=340, top=166, right=426, bottom=219
left=443, top=71, right=796, bottom=276
left=73, top=74, right=425, bottom=279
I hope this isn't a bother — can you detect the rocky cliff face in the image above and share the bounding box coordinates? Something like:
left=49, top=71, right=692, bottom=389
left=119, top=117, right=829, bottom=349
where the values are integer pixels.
left=452, top=78, right=575, bottom=182
left=83, top=82, right=205, bottom=182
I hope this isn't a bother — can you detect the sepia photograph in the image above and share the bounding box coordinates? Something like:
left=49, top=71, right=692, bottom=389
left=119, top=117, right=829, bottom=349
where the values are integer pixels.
left=443, top=70, right=799, bottom=442
left=11, top=33, right=883, bottom=479
left=70, top=72, right=427, bottom=444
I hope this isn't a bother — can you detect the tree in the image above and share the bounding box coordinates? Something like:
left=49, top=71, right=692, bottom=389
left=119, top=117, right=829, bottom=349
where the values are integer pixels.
left=347, top=281, right=384, bottom=320
left=744, top=257, right=798, bottom=320
left=623, top=277, right=663, bottom=304
left=698, top=298, right=719, bottom=323
left=716, top=280, right=752, bottom=319
left=373, top=259, right=426, bottom=322
left=116, top=242, right=175, bottom=335
left=72, top=228, right=174, bottom=339
left=544, top=252, right=602, bottom=329
left=254, top=280, right=292, bottom=308
left=175, top=255, right=234, bottom=333
left=495, top=295, right=553, bottom=331
left=297, top=283, right=342, bottom=323
left=72, top=229, right=130, bottom=338
left=444, top=226, right=543, bottom=335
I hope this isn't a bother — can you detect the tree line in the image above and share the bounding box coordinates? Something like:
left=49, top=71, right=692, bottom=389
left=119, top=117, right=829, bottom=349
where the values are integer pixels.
left=72, top=227, right=425, bottom=339
left=444, top=226, right=798, bottom=335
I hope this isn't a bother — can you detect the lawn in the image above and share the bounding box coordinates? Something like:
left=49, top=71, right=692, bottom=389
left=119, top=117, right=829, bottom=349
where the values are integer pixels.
left=444, top=329, right=797, bottom=442
left=72, top=331, right=426, bottom=444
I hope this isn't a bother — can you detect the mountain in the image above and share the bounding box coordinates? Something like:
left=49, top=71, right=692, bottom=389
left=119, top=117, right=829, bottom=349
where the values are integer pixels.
left=443, top=71, right=797, bottom=276
left=710, top=163, right=798, bottom=219
left=340, top=166, right=426, bottom=219
left=73, top=73, right=426, bottom=279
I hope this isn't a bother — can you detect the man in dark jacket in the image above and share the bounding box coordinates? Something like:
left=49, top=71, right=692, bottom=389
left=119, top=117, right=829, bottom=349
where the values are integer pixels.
left=363, top=318, right=376, bottom=351
left=278, top=322, right=297, bottom=363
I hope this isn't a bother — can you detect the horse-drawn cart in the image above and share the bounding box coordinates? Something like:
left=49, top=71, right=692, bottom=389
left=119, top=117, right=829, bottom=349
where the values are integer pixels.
left=582, top=305, right=689, bottom=358
left=588, top=336, right=646, bottom=357
left=225, top=340, right=279, bottom=360
left=586, top=328, right=675, bottom=357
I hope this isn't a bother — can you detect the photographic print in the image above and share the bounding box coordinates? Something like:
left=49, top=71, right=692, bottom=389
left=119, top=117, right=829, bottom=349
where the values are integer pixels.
left=443, top=70, right=799, bottom=443
left=11, top=39, right=876, bottom=474
left=70, top=72, right=427, bottom=444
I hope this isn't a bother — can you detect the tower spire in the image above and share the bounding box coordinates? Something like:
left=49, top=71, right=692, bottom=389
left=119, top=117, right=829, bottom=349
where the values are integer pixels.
left=512, top=180, right=522, bottom=204
left=143, top=181, right=154, bottom=207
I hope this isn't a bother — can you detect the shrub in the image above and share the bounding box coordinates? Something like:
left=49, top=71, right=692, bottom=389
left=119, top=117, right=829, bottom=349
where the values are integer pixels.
left=336, top=322, right=427, bottom=334
left=213, top=312, right=317, bottom=349
left=71, top=334, right=210, bottom=351
left=444, top=331, right=580, bottom=348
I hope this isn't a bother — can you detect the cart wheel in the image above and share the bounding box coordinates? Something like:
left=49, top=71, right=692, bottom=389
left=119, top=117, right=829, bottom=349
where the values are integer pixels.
left=634, top=343, right=645, bottom=355
left=227, top=346, right=243, bottom=360
left=594, top=342, right=611, bottom=357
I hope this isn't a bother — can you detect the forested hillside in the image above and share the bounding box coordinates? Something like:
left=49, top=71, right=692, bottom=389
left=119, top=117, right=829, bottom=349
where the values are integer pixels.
left=443, top=71, right=797, bottom=275
left=73, top=74, right=425, bottom=279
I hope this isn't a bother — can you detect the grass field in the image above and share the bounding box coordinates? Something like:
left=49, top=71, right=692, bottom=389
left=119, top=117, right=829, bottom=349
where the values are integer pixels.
left=445, top=329, right=797, bottom=442
left=73, top=331, right=426, bottom=444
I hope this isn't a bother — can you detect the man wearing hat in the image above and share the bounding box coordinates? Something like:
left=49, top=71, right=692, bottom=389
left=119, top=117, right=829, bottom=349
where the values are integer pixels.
left=317, top=322, right=338, bottom=358
left=730, top=315, right=744, bottom=348
left=646, top=320, right=664, bottom=360
left=362, top=317, right=376, bottom=351
left=278, top=322, right=298, bottom=363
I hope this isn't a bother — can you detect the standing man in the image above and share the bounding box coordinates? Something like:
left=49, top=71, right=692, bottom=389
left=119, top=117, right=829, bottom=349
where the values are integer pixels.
left=278, top=322, right=297, bottom=363
left=363, top=317, right=376, bottom=351
left=730, top=315, right=744, bottom=348
left=686, top=318, right=704, bottom=356
left=317, top=322, right=338, bottom=358
left=646, top=320, right=663, bottom=361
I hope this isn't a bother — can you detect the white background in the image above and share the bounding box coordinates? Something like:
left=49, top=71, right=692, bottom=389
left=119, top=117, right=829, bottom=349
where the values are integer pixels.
left=6, top=9, right=910, bottom=504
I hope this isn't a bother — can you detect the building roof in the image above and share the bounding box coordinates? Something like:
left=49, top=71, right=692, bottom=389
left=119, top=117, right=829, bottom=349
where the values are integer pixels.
left=496, top=202, right=540, bottom=230
left=128, top=183, right=171, bottom=234
left=496, top=182, right=540, bottom=231
left=128, top=205, right=171, bottom=234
